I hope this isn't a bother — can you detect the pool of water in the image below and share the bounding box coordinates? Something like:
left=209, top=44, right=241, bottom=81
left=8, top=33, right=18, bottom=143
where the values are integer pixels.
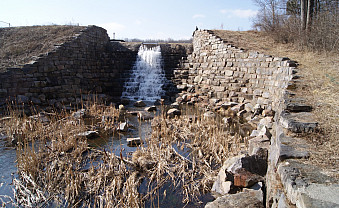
left=0, top=103, right=232, bottom=207
left=0, top=134, right=16, bottom=205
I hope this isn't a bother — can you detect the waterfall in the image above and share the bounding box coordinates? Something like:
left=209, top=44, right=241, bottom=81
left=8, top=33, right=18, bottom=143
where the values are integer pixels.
left=121, top=44, right=165, bottom=102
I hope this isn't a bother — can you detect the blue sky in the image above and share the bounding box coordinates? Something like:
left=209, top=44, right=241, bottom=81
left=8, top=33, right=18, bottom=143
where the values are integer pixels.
left=0, top=0, right=258, bottom=40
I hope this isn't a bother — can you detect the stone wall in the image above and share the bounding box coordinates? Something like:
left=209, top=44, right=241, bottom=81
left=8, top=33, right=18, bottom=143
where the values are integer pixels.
left=184, top=30, right=296, bottom=111
left=180, top=30, right=336, bottom=208
left=0, top=26, right=137, bottom=110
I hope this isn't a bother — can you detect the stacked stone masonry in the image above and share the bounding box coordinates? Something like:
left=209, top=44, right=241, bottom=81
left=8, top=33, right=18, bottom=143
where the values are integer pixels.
left=181, top=30, right=338, bottom=208
left=0, top=26, right=137, bottom=109
left=184, top=30, right=296, bottom=111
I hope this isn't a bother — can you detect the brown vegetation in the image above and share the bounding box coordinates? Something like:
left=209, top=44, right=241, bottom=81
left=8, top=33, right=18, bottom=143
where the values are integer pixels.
left=0, top=102, right=246, bottom=207
left=0, top=25, right=86, bottom=71
left=252, top=0, right=339, bottom=53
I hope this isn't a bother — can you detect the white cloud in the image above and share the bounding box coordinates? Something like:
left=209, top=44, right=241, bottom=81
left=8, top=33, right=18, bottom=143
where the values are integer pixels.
left=135, top=19, right=142, bottom=25
left=220, top=9, right=258, bottom=18
left=192, top=14, right=206, bottom=19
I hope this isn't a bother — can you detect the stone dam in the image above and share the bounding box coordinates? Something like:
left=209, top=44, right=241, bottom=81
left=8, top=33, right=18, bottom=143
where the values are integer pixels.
left=0, top=26, right=338, bottom=207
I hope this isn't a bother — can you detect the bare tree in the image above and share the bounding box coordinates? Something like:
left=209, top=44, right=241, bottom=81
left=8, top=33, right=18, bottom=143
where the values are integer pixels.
left=252, top=0, right=338, bottom=51
left=253, top=0, right=287, bottom=31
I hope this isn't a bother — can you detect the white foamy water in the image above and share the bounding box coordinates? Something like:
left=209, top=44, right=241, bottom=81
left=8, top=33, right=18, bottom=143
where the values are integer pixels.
left=121, top=45, right=165, bottom=102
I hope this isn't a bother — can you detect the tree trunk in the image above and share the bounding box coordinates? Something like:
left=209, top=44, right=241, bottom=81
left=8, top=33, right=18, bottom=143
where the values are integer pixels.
left=306, top=0, right=315, bottom=30
left=301, top=0, right=307, bottom=30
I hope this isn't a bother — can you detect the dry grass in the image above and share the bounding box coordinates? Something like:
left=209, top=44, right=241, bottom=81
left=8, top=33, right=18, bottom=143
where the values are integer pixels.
left=213, top=30, right=339, bottom=178
left=0, top=25, right=86, bottom=71
left=0, top=102, right=246, bottom=207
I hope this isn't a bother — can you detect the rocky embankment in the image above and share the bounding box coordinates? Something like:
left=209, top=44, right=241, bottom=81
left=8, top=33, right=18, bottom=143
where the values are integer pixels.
left=170, top=29, right=339, bottom=208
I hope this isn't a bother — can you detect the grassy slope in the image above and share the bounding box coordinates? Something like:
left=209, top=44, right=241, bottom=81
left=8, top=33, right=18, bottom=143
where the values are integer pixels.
left=0, top=25, right=86, bottom=71
left=213, top=30, right=339, bottom=178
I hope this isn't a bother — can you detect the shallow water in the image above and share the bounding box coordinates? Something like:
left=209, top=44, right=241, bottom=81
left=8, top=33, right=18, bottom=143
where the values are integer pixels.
left=0, top=103, right=235, bottom=207
left=0, top=135, right=16, bottom=205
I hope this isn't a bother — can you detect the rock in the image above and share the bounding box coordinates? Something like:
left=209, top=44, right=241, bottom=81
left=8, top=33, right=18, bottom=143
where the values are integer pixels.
left=245, top=103, right=254, bottom=112
left=231, top=103, right=245, bottom=112
left=223, top=154, right=267, bottom=177
left=209, top=98, right=220, bottom=105
left=182, top=94, right=192, bottom=102
left=258, top=126, right=272, bottom=139
left=262, top=109, right=275, bottom=117
left=222, top=117, right=232, bottom=125
left=233, top=168, right=263, bottom=188
left=145, top=106, right=157, bottom=112
left=38, top=94, right=46, bottom=102
left=250, top=130, right=259, bottom=137
left=279, top=144, right=310, bottom=161
left=29, top=112, right=50, bottom=124
left=170, top=102, right=180, bottom=109
left=138, top=112, right=154, bottom=120
left=117, top=122, right=128, bottom=132
left=203, top=111, right=216, bottom=119
left=128, top=111, right=140, bottom=116
left=237, top=109, right=247, bottom=117
left=176, top=96, right=183, bottom=103
left=72, top=109, right=88, bottom=119
left=190, top=97, right=199, bottom=103
left=119, top=104, right=126, bottom=111
left=277, top=161, right=339, bottom=206
left=30, top=97, right=41, bottom=104
left=17, top=95, right=29, bottom=103
left=212, top=164, right=233, bottom=195
left=280, top=112, right=318, bottom=133
left=212, top=180, right=232, bottom=195
left=177, top=84, right=187, bottom=90
left=286, top=102, right=312, bottom=113
left=127, top=137, right=142, bottom=147
left=248, top=136, right=270, bottom=155
left=221, top=102, right=239, bottom=110
left=252, top=104, right=263, bottom=118
left=258, top=117, right=274, bottom=129
left=205, top=188, right=264, bottom=208
left=167, top=108, right=181, bottom=118
left=194, top=75, right=202, bottom=83
left=134, top=100, right=146, bottom=107
left=77, top=131, right=99, bottom=139
left=120, top=98, right=130, bottom=105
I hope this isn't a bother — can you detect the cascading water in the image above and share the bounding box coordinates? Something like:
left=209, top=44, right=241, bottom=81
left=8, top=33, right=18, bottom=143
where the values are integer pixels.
left=121, top=44, right=165, bottom=102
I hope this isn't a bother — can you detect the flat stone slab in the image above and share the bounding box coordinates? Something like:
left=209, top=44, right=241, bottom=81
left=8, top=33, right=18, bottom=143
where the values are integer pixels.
left=205, top=188, right=264, bottom=208
left=286, top=102, right=312, bottom=113
left=280, top=112, right=318, bottom=133
left=278, top=160, right=339, bottom=207
left=279, top=136, right=310, bottom=162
